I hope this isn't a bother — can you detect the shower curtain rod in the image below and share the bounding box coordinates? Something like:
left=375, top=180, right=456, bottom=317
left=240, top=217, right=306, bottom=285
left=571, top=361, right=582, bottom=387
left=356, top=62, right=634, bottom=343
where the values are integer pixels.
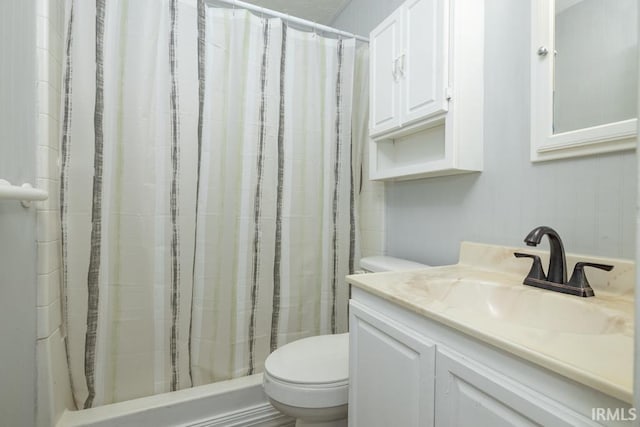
left=207, top=0, right=370, bottom=43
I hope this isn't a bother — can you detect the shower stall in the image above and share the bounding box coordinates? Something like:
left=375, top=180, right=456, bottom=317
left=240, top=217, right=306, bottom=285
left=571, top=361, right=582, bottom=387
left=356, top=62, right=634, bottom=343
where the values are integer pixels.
left=37, top=0, right=373, bottom=424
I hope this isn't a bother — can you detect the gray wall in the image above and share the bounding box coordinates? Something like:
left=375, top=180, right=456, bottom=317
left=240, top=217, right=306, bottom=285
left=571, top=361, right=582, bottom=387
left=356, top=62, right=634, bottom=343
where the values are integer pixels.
left=333, top=0, right=637, bottom=266
left=0, top=0, right=38, bottom=425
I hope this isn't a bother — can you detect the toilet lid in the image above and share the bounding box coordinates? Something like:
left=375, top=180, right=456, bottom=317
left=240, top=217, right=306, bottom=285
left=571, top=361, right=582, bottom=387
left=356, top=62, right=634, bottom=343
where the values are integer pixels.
left=264, top=333, right=349, bottom=385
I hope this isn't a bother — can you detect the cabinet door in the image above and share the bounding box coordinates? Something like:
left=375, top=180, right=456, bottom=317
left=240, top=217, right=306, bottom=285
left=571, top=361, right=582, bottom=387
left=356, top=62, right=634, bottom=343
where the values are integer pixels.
left=369, top=9, right=402, bottom=137
left=401, top=0, right=448, bottom=125
left=435, top=349, right=600, bottom=427
left=349, top=300, right=435, bottom=427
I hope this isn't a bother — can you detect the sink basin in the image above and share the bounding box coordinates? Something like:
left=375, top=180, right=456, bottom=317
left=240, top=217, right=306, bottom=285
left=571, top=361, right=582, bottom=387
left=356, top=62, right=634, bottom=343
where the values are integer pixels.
left=409, top=278, right=629, bottom=335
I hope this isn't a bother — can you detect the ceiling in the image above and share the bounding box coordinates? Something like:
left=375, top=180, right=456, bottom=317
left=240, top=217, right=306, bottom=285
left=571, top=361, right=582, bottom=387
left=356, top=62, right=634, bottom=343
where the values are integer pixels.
left=241, top=0, right=352, bottom=25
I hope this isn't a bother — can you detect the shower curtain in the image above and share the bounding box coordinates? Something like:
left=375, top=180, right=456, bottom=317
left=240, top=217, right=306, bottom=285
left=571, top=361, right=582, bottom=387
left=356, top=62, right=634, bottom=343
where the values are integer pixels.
left=60, top=0, right=366, bottom=408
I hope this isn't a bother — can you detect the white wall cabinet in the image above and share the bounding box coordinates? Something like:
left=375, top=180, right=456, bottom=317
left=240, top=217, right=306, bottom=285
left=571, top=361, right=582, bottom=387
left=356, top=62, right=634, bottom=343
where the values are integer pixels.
left=349, top=288, right=633, bottom=427
left=369, top=0, right=483, bottom=181
left=349, top=301, right=435, bottom=427
left=370, top=0, right=448, bottom=137
left=529, top=0, right=636, bottom=162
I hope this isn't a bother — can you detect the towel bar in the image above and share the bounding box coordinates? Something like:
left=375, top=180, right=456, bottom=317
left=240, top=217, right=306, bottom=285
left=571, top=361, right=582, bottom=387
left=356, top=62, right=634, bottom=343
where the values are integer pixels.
left=0, top=179, right=48, bottom=207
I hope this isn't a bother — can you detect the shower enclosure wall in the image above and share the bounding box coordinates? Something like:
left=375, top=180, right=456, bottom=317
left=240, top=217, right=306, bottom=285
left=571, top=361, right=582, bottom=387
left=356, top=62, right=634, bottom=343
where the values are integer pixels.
left=35, top=0, right=378, bottom=424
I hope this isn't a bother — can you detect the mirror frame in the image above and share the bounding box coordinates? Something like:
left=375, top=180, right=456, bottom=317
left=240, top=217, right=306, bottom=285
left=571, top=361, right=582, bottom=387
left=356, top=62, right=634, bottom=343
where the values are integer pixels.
left=530, top=0, right=637, bottom=162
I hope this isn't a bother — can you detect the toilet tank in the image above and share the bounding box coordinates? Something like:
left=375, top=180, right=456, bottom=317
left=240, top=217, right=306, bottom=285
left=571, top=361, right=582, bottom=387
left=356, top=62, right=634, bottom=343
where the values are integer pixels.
left=359, top=256, right=429, bottom=273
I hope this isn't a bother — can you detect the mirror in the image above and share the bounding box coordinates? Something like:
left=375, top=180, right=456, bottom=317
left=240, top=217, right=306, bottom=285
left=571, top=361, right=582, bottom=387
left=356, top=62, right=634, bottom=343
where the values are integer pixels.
left=530, top=0, right=638, bottom=162
left=553, top=0, right=637, bottom=134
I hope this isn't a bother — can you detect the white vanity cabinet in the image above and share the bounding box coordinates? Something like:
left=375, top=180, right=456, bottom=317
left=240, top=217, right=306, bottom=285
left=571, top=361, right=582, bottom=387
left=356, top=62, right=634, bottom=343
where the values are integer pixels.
left=348, top=300, right=436, bottom=427
left=368, top=0, right=483, bottom=181
left=348, top=287, right=633, bottom=427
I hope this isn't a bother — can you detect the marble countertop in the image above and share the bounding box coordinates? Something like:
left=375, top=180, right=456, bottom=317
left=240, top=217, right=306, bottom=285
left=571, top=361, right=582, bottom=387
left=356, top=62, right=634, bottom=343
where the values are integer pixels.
left=346, top=242, right=635, bottom=404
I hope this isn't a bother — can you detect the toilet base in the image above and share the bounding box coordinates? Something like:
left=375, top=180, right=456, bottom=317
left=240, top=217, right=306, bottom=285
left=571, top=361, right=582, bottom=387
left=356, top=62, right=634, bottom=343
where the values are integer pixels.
left=268, top=398, right=347, bottom=427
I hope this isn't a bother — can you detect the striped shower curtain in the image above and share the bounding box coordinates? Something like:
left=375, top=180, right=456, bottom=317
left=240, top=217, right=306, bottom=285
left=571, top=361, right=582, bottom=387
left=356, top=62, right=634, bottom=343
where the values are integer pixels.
left=60, top=0, right=365, bottom=408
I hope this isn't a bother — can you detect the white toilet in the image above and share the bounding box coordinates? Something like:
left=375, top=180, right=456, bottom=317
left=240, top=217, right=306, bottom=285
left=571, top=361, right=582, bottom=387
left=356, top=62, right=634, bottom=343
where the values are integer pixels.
left=263, top=256, right=430, bottom=427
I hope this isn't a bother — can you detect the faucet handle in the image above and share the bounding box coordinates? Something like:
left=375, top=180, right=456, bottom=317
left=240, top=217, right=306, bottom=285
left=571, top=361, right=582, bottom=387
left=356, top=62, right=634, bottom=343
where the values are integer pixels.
left=567, top=262, right=613, bottom=294
left=514, top=252, right=546, bottom=281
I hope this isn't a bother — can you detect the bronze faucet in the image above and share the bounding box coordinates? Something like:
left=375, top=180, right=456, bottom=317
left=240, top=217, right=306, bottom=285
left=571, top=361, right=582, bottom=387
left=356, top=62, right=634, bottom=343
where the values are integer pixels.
left=523, top=226, right=567, bottom=284
left=514, top=226, right=613, bottom=297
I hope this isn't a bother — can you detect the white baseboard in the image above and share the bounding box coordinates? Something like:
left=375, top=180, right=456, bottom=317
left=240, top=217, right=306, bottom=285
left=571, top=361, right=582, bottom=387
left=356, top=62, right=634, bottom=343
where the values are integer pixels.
left=187, top=403, right=294, bottom=427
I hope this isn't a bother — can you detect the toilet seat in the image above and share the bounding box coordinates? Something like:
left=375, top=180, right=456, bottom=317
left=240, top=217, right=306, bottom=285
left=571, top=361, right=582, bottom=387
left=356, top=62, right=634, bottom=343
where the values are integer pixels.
left=263, top=333, right=349, bottom=409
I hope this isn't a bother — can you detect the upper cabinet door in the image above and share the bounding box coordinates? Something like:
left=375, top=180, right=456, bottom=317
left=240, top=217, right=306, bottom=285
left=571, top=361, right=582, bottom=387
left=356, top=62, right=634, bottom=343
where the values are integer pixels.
left=370, top=10, right=403, bottom=137
left=401, top=0, right=448, bottom=125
